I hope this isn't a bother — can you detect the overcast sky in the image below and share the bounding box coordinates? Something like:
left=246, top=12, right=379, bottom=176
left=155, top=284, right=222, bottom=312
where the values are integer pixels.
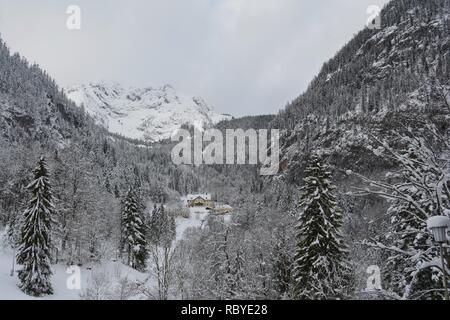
left=0, top=0, right=389, bottom=116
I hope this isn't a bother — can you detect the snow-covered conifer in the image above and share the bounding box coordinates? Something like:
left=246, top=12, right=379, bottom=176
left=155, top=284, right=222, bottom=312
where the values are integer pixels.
left=293, top=155, right=350, bottom=299
left=121, top=188, right=148, bottom=271
left=17, top=157, right=54, bottom=297
left=149, top=204, right=175, bottom=246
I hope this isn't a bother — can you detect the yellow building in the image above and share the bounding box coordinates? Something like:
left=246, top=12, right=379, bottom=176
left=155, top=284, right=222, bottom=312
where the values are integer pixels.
left=186, top=194, right=215, bottom=208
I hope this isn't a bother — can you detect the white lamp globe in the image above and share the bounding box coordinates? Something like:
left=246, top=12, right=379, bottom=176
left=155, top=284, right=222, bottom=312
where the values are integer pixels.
left=427, top=216, right=450, bottom=243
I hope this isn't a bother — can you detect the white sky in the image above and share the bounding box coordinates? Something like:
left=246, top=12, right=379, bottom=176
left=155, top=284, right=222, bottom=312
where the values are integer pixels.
left=0, top=0, right=389, bottom=116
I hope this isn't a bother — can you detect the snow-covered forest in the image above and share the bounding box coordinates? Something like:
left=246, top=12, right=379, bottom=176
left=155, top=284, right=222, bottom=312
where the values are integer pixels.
left=0, top=0, right=449, bottom=300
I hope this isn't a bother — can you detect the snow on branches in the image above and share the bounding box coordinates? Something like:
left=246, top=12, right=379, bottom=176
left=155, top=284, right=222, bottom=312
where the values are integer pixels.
left=350, top=122, right=450, bottom=300
left=293, top=155, right=351, bottom=299
left=16, top=157, right=54, bottom=297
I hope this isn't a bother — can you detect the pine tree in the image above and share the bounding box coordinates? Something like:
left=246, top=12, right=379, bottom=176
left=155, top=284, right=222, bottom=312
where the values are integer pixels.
left=228, top=248, right=246, bottom=298
left=16, top=157, right=54, bottom=297
left=149, top=204, right=175, bottom=246
left=272, top=227, right=293, bottom=298
left=169, top=209, right=176, bottom=241
left=121, top=188, right=148, bottom=271
left=293, top=156, right=350, bottom=300
left=149, top=204, right=162, bottom=245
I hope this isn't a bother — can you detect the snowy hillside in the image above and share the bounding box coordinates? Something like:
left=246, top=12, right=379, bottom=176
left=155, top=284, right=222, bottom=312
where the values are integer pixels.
left=273, top=0, right=450, bottom=177
left=0, top=195, right=231, bottom=300
left=66, top=82, right=232, bottom=142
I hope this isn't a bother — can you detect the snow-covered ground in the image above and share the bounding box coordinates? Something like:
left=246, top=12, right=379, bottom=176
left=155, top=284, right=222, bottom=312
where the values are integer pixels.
left=175, top=206, right=210, bottom=241
left=0, top=249, right=79, bottom=300
left=0, top=247, right=148, bottom=300
left=0, top=195, right=232, bottom=300
left=176, top=195, right=232, bottom=240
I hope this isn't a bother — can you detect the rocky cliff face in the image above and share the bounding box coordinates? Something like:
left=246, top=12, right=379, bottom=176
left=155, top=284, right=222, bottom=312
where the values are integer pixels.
left=271, top=0, right=450, bottom=183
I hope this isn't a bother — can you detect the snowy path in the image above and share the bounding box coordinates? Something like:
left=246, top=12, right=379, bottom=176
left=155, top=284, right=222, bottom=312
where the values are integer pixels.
left=175, top=206, right=210, bottom=241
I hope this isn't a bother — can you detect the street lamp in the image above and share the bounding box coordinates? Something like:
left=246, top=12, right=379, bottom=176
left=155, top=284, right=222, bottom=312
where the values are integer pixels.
left=427, top=215, right=450, bottom=301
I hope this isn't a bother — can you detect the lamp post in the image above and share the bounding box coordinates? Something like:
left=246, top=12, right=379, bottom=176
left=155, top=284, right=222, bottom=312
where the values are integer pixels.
left=427, top=216, right=450, bottom=301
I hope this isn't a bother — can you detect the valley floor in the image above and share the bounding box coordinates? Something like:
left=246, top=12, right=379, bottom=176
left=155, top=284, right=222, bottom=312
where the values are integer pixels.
left=0, top=196, right=232, bottom=300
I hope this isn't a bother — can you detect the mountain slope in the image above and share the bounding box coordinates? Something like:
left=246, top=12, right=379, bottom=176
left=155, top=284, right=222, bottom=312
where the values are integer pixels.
left=271, top=0, right=450, bottom=182
left=274, top=0, right=449, bottom=127
left=0, top=40, right=94, bottom=146
left=66, top=82, right=232, bottom=142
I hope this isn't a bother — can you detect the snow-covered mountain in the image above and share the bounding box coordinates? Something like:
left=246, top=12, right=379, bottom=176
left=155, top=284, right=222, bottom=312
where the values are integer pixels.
left=66, top=82, right=232, bottom=142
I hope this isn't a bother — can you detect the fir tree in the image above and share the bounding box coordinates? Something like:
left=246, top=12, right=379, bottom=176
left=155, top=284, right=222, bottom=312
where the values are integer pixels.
left=121, top=188, right=148, bottom=271
left=148, top=204, right=162, bottom=245
left=293, top=156, right=350, bottom=300
left=228, top=248, right=246, bottom=298
left=16, top=157, right=54, bottom=297
left=272, top=227, right=293, bottom=298
left=149, top=204, right=175, bottom=246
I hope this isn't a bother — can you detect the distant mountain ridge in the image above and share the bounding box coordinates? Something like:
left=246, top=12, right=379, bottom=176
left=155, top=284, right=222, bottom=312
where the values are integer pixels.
left=66, top=82, right=232, bottom=142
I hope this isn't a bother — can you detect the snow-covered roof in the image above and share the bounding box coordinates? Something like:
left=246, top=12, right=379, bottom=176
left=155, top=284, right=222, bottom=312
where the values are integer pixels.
left=215, top=204, right=232, bottom=210
left=186, top=194, right=211, bottom=201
